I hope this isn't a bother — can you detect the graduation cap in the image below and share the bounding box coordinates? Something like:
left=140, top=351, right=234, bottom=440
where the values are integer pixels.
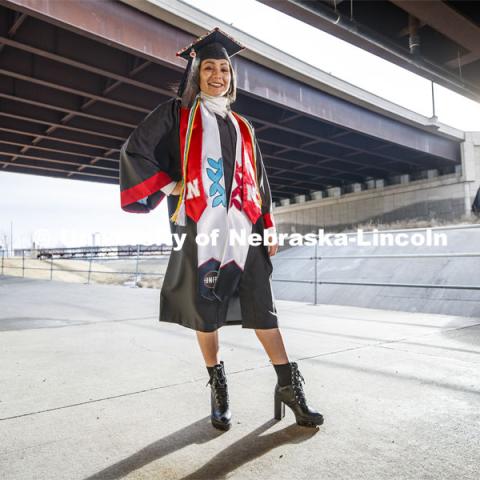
left=176, top=27, right=245, bottom=97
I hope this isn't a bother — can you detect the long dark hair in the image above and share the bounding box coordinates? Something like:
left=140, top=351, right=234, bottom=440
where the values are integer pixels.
left=169, top=57, right=238, bottom=108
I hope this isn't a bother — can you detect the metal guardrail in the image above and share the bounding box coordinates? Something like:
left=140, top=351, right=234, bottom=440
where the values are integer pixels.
left=2, top=225, right=480, bottom=299
left=272, top=238, right=480, bottom=304
left=24, top=244, right=173, bottom=259
left=1, top=245, right=170, bottom=286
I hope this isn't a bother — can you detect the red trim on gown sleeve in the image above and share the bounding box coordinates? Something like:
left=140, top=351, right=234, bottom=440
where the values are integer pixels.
left=263, top=213, right=275, bottom=229
left=121, top=171, right=173, bottom=209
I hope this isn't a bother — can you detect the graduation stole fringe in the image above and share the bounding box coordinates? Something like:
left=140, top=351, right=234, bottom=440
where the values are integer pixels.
left=171, top=95, right=263, bottom=302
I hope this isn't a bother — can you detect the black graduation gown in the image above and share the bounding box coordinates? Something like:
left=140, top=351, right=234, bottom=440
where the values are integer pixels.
left=120, top=98, right=278, bottom=332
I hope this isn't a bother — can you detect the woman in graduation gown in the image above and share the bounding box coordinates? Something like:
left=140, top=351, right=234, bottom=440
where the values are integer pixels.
left=120, top=28, right=323, bottom=430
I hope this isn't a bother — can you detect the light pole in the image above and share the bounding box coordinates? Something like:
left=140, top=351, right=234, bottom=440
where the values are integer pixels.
left=92, top=232, right=100, bottom=248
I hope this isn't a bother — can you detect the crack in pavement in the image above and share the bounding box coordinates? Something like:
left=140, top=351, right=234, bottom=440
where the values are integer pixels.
left=2, top=321, right=479, bottom=422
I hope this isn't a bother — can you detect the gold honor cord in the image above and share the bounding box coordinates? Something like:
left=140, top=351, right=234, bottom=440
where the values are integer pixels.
left=170, top=97, right=201, bottom=223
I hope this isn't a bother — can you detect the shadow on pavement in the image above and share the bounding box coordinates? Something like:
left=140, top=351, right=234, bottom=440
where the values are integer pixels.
left=83, top=416, right=319, bottom=480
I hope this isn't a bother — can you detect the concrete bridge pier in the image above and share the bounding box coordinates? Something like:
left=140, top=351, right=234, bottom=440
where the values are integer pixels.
left=274, top=131, right=480, bottom=233
left=462, top=132, right=480, bottom=216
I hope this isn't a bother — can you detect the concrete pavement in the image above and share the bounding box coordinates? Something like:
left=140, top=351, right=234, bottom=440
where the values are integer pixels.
left=1, top=277, right=479, bottom=479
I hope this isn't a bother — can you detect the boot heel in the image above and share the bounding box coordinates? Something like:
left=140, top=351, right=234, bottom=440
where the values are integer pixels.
left=274, top=390, right=285, bottom=420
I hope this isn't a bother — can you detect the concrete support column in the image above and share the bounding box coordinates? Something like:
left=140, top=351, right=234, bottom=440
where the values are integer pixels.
left=461, top=132, right=480, bottom=216
left=311, top=191, right=325, bottom=200
left=327, top=187, right=341, bottom=197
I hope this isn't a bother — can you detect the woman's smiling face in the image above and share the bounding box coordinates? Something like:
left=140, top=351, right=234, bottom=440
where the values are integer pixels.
left=199, top=58, right=231, bottom=97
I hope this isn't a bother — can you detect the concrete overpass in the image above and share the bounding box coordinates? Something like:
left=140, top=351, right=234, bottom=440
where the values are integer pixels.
left=260, top=0, right=480, bottom=103
left=0, top=0, right=479, bottom=231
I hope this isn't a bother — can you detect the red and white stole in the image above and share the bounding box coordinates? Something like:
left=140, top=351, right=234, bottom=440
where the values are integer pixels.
left=172, top=95, right=262, bottom=301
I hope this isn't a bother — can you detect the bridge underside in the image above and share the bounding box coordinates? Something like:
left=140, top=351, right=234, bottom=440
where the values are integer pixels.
left=0, top=0, right=462, bottom=202
left=259, top=0, right=480, bottom=103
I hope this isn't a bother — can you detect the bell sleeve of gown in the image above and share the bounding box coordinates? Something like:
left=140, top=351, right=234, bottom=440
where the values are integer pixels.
left=254, top=133, right=276, bottom=230
left=119, top=98, right=180, bottom=213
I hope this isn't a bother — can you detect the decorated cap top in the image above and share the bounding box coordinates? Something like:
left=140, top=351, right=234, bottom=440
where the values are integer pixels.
left=176, top=27, right=245, bottom=62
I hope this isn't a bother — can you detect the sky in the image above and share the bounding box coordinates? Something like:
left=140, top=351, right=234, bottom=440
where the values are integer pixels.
left=1, top=0, right=480, bottom=251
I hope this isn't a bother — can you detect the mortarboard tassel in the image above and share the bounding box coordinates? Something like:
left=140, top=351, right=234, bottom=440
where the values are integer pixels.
left=177, top=50, right=197, bottom=98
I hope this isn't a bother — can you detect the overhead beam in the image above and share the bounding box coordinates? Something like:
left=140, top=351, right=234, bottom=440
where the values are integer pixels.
left=0, top=160, right=118, bottom=180
left=0, top=140, right=118, bottom=163
left=0, top=92, right=135, bottom=128
left=445, top=51, right=480, bottom=69
left=0, top=151, right=117, bottom=172
left=0, top=127, right=120, bottom=151
left=0, top=0, right=188, bottom=68
left=390, top=0, right=480, bottom=57
left=257, top=0, right=480, bottom=102
left=247, top=113, right=457, bottom=167
left=0, top=36, right=172, bottom=97
left=0, top=68, right=150, bottom=114
left=0, top=112, right=125, bottom=141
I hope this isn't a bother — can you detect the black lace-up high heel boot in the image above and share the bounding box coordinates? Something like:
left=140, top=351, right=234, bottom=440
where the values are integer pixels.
left=274, top=361, right=324, bottom=427
left=206, top=361, right=232, bottom=431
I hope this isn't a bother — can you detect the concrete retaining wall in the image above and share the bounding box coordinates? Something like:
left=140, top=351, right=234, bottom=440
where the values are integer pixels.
left=271, top=224, right=480, bottom=318
left=274, top=174, right=468, bottom=234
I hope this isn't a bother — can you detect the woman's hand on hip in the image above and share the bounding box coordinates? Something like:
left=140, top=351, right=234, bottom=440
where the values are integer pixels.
left=265, top=228, right=278, bottom=257
left=172, top=181, right=182, bottom=195
left=268, top=242, right=279, bottom=257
